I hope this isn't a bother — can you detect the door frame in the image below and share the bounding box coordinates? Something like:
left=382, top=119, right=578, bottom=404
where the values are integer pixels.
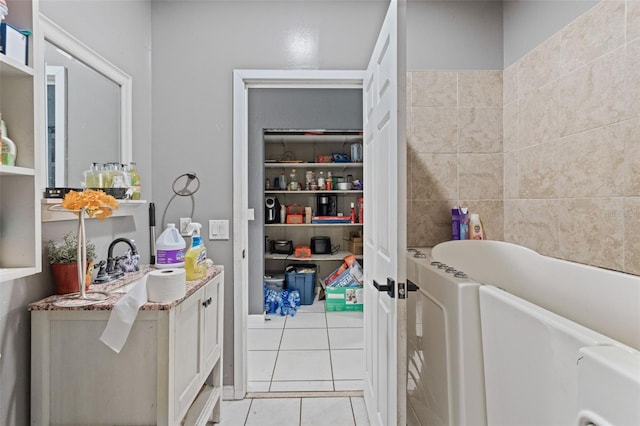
left=232, top=69, right=365, bottom=399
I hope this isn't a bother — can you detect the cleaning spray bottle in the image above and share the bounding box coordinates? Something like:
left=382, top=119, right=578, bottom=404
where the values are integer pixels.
left=185, top=222, right=207, bottom=280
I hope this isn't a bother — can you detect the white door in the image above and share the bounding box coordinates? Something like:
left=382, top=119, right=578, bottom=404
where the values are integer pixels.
left=362, top=0, right=407, bottom=425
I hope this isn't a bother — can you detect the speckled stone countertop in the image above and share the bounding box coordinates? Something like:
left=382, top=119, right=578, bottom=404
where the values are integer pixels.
left=28, top=265, right=223, bottom=311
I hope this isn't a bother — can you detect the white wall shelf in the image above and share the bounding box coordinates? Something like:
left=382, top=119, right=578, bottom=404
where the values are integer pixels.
left=264, top=162, right=362, bottom=169
left=0, top=53, right=34, bottom=77
left=265, top=251, right=362, bottom=262
left=0, top=165, right=36, bottom=176
left=41, top=199, right=147, bottom=222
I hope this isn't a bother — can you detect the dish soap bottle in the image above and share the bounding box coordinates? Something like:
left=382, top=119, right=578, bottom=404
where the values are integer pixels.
left=185, top=222, right=207, bottom=280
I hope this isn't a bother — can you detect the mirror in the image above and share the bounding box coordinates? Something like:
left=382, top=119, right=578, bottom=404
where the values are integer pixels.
left=41, top=14, right=132, bottom=189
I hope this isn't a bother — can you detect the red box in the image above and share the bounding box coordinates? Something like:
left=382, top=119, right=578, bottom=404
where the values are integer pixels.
left=295, top=245, right=311, bottom=258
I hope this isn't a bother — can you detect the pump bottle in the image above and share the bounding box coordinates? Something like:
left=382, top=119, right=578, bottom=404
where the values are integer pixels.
left=184, top=222, right=207, bottom=280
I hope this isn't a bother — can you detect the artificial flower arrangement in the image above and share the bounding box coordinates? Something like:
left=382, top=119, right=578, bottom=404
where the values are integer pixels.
left=61, top=189, right=119, bottom=219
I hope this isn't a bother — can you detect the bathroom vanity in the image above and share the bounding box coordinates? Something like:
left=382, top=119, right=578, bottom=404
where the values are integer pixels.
left=29, top=265, right=224, bottom=426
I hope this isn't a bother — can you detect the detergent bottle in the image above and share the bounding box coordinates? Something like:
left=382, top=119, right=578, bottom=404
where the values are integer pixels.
left=184, top=222, right=207, bottom=280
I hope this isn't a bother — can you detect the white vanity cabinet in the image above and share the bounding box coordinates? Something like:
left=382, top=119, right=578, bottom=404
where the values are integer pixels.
left=30, top=270, right=224, bottom=426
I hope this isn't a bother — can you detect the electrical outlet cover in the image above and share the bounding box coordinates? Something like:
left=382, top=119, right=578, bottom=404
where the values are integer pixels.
left=180, top=217, right=192, bottom=235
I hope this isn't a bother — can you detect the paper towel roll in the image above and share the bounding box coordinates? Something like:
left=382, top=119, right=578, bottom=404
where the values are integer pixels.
left=146, top=268, right=186, bottom=303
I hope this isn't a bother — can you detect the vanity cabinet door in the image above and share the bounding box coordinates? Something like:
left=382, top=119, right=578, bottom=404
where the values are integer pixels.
left=203, top=272, right=223, bottom=375
left=173, top=286, right=205, bottom=422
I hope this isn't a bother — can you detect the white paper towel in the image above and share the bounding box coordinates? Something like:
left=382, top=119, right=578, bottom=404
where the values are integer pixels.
left=100, top=269, right=187, bottom=353
left=147, top=268, right=186, bottom=303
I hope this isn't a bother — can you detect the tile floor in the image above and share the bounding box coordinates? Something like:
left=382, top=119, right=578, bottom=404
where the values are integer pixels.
left=219, top=396, right=370, bottom=426
left=247, top=296, right=364, bottom=393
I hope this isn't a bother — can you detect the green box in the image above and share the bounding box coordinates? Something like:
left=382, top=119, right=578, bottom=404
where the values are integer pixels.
left=325, top=286, right=364, bottom=311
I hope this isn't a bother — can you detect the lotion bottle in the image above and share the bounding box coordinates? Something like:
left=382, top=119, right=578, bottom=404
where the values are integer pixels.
left=184, top=222, right=207, bottom=280
left=469, top=213, right=484, bottom=240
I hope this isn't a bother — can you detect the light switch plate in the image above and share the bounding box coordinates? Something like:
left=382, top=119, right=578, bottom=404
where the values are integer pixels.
left=209, top=219, right=229, bottom=240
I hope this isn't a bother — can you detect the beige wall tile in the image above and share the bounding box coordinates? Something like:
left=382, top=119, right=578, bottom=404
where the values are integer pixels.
left=508, top=199, right=561, bottom=257
left=458, top=71, right=503, bottom=107
left=458, top=107, right=503, bottom=153
left=624, top=197, right=640, bottom=275
left=504, top=151, right=519, bottom=200
left=518, top=33, right=561, bottom=96
left=458, top=153, right=503, bottom=200
left=556, top=123, right=626, bottom=198
left=503, top=101, right=519, bottom=152
left=519, top=82, right=560, bottom=148
left=559, top=198, right=624, bottom=271
left=411, top=71, right=457, bottom=107
left=560, top=1, right=625, bottom=74
left=559, top=47, right=627, bottom=136
left=503, top=63, right=518, bottom=105
left=409, top=107, right=457, bottom=153
left=625, top=117, right=640, bottom=195
left=629, top=0, right=640, bottom=42
left=520, top=124, right=626, bottom=198
left=410, top=154, right=458, bottom=201
left=503, top=200, right=521, bottom=243
left=407, top=200, right=453, bottom=247
left=518, top=142, right=557, bottom=198
left=406, top=72, right=413, bottom=107
left=460, top=200, right=504, bottom=241
left=627, top=38, right=640, bottom=118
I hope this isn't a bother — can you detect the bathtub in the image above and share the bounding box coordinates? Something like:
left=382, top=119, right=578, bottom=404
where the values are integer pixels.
left=430, top=240, right=640, bottom=426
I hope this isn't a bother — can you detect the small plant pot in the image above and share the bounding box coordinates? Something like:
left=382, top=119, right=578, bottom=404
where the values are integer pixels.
left=50, top=261, right=93, bottom=295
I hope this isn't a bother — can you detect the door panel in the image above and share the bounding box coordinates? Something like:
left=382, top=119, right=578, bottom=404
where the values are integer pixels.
left=362, top=1, right=407, bottom=425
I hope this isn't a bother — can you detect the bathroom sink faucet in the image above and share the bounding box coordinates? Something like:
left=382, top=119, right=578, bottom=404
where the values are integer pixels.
left=105, top=237, right=139, bottom=279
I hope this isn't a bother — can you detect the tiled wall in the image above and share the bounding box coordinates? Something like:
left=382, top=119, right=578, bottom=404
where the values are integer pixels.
left=408, top=0, right=639, bottom=275
left=504, top=0, right=639, bottom=275
left=407, top=70, right=504, bottom=247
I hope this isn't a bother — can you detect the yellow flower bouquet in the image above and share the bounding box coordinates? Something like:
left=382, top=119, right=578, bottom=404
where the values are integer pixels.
left=61, top=189, right=119, bottom=220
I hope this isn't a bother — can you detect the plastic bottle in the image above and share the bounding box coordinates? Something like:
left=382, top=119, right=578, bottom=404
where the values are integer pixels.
left=279, top=172, right=287, bottom=190
left=85, top=162, right=100, bottom=188
left=326, top=171, right=333, bottom=190
left=155, top=223, right=186, bottom=268
left=350, top=202, right=356, bottom=223
left=318, top=171, right=325, bottom=190
left=129, top=162, right=141, bottom=200
left=451, top=208, right=461, bottom=240
left=289, top=168, right=297, bottom=191
left=469, top=213, right=484, bottom=240
left=184, top=222, right=207, bottom=280
left=1, top=120, right=16, bottom=166
left=459, top=207, right=469, bottom=240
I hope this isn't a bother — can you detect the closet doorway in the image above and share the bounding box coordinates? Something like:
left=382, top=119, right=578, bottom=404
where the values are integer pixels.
left=232, top=70, right=365, bottom=398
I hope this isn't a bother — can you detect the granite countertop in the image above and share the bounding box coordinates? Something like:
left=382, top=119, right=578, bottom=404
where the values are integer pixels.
left=29, top=264, right=223, bottom=311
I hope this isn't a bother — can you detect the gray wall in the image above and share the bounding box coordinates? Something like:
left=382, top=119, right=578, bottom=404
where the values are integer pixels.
left=248, top=88, right=363, bottom=314
left=407, top=1, right=503, bottom=70
left=150, top=0, right=388, bottom=386
left=503, top=0, right=599, bottom=66
left=0, top=1, right=152, bottom=424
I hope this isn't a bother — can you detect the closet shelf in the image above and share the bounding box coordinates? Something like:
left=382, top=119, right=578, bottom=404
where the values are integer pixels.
left=264, top=162, right=362, bottom=169
left=265, top=251, right=362, bottom=262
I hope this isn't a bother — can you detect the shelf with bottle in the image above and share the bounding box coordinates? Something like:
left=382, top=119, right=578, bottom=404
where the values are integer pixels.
left=265, top=189, right=362, bottom=195
left=0, top=53, right=33, bottom=77
left=265, top=223, right=363, bottom=228
left=264, top=162, right=362, bottom=169
left=0, top=164, right=35, bottom=176
left=263, top=129, right=362, bottom=145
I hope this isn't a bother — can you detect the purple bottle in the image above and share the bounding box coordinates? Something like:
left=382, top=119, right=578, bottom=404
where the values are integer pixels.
left=451, top=208, right=461, bottom=240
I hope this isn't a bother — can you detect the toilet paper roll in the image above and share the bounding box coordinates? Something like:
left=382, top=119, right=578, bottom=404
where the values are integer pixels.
left=146, top=268, right=186, bottom=303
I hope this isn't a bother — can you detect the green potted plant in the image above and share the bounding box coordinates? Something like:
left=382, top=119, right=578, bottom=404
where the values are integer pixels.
left=47, top=232, right=97, bottom=294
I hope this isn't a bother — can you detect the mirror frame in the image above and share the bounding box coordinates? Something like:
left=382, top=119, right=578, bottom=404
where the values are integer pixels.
left=40, top=14, right=132, bottom=189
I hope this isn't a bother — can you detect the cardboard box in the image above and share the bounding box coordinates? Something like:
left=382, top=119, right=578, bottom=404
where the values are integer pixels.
left=325, top=255, right=363, bottom=287
left=0, top=23, right=28, bottom=65
left=325, top=286, right=363, bottom=311
left=348, top=231, right=363, bottom=255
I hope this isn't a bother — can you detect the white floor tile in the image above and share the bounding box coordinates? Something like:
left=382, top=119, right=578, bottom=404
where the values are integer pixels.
left=219, top=399, right=252, bottom=425
left=270, top=380, right=334, bottom=392
left=245, top=398, right=301, bottom=426
left=247, top=350, right=278, bottom=381
left=248, top=328, right=283, bottom=350
left=272, top=350, right=333, bottom=381
left=328, top=328, right=364, bottom=349
left=285, top=312, right=327, bottom=329
left=297, top=296, right=326, bottom=313
left=333, top=380, right=364, bottom=391
left=330, top=349, right=365, bottom=380
left=247, top=381, right=271, bottom=392
left=300, top=397, right=355, bottom=426
left=250, top=314, right=287, bottom=329
left=326, top=311, right=363, bottom=328
left=350, top=397, right=370, bottom=426
left=280, top=328, right=329, bottom=350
